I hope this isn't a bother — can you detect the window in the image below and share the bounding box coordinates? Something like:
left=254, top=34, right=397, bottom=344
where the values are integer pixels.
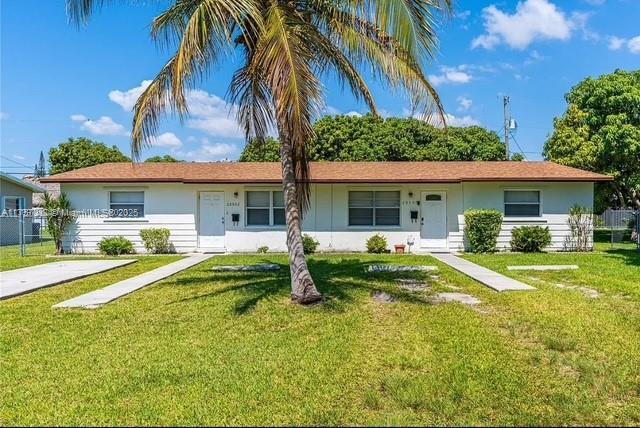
left=504, top=190, right=540, bottom=217
left=3, top=196, right=25, bottom=211
left=348, top=191, right=400, bottom=226
left=246, top=190, right=286, bottom=226
left=109, top=191, right=144, bottom=218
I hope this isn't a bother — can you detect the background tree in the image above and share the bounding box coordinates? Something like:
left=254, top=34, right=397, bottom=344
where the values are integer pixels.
left=240, top=115, right=505, bottom=162
left=144, top=154, right=182, bottom=162
left=49, top=137, right=130, bottom=174
left=238, top=137, right=281, bottom=162
left=68, top=0, right=451, bottom=304
left=543, top=70, right=640, bottom=211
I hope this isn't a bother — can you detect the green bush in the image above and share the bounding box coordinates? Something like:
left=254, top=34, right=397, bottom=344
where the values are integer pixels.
left=511, top=226, right=552, bottom=252
left=366, top=234, right=388, bottom=253
left=257, top=245, right=269, bottom=254
left=464, top=209, right=503, bottom=253
left=139, top=228, right=172, bottom=253
left=302, top=234, right=319, bottom=254
left=98, top=236, right=135, bottom=255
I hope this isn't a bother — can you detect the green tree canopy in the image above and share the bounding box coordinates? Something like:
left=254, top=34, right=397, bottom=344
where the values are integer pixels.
left=144, top=155, right=182, bottom=163
left=49, top=137, right=130, bottom=174
left=543, top=70, right=640, bottom=210
left=239, top=115, right=505, bottom=162
left=238, top=138, right=281, bottom=162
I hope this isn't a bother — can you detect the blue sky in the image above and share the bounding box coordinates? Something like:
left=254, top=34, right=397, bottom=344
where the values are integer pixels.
left=1, top=0, right=639, bottom=173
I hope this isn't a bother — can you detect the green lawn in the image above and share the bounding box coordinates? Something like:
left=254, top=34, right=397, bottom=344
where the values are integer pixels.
left=0, top=239, right=59, bottom=270
left=2, top=249, right=640, bottom=425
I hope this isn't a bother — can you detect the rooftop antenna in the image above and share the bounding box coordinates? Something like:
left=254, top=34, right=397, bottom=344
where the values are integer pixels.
left=503, top=96, right=518, bottom=159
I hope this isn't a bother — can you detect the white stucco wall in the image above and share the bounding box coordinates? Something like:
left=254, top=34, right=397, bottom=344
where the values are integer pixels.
left=60, top=180, right=594, bottom=253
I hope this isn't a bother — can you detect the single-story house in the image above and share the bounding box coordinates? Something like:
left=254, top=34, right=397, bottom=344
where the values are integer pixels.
left=1, top=171, right=46, bottom=246
left=40, top=161, right=612, bottom=253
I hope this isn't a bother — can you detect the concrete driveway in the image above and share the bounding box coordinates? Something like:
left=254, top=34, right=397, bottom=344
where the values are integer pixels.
left=0, top=260, right=136, bottom=300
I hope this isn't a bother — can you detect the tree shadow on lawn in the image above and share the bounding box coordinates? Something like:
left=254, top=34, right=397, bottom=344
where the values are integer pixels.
left=169, top=257, right=435, bottom=315
left=600, top=248, right=640, bottom=267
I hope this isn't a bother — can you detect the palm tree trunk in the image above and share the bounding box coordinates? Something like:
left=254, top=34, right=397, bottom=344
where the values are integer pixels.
left=280, top=137, right=322, bottom=304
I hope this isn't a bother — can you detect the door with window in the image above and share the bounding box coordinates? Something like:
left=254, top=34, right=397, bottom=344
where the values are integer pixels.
left=198, top=192, right=225, bottom=248
left=420, top=191, right=447, bottom=248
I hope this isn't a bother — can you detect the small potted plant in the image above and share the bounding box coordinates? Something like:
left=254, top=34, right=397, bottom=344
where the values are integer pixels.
left=394, top=244, right=406, bottom=254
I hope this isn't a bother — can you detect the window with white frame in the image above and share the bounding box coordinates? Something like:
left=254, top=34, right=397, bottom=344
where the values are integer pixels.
left=109, top=191, right=144, bottom=218
left=348, top=191, right=400, bottom=226
left=2, top=196, right=25, bottom=211
left=504, top=190, right=541, bottom=217
left=246, top=190, right=286, bottom=226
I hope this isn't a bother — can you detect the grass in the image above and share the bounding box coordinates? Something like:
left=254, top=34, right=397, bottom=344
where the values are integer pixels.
left=2, top=250, right=640, bottom=425
left=0, top=239, right=59, bottom=270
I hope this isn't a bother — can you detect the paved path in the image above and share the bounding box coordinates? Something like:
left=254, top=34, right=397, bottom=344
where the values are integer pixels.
left=430, top=253, right=536, bottom=292
left=0, top=260, right=136, bottom=300
left=53, top=254, right=214, bottom=309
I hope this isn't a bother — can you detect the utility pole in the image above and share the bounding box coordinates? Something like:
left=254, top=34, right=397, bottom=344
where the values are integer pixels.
left=503, top=95, right=510, bottom=160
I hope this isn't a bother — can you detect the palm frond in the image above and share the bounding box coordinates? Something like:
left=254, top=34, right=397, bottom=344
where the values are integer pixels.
left=151, top=0, right=261, bottom=116
left=253, top=3, right=323, bottom=212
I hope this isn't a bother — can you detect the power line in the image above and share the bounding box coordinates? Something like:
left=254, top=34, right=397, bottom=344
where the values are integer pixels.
left=0, top=155, right=32, bottom=169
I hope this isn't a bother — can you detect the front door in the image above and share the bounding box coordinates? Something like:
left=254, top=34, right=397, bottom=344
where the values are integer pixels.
left=420, top=191, right=447, bottom=248
left=198, top=191, right=225, bottom=249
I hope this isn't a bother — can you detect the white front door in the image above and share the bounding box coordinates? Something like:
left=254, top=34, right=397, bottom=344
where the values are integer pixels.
left=198, top=191, right=225, bottom=248
left=420, top=191, right=447, bottom=248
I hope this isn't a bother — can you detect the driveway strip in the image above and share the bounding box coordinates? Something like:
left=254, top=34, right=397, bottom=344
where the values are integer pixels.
left=1, top=260, right=136, bottom=300
left=430, top=253, right=536, bottom=292
left=53, top=254, right=214, bottom=309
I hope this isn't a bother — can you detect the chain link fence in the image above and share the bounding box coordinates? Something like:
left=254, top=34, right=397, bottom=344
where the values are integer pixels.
left=594, top=209, right=639, bottom=250
left=0, top=209, right=50, bottom=255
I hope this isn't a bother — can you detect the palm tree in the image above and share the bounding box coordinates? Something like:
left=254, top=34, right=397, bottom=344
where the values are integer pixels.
left=67, top=0, right=450, bottom=304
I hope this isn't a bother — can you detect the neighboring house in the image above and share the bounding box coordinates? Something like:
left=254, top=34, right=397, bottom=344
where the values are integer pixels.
left=40, top=161, right=612, bottom=253
left=0, top=172, right=46, bottom=246
left=22, top=175, right=60, bottom=208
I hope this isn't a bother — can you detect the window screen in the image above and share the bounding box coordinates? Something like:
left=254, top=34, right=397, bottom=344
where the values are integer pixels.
left=109, top=191, right=144, bottom=217
left=504, top=190, right=540, bottom=217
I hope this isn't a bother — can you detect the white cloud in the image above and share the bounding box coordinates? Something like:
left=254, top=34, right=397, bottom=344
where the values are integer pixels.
left=403, top=108, right=480, bottom=128
left=457, top=96, right=473, bottom=112
left=109, top=80, right=152, bottom=111
left=0, top=112, right=8, bottom=120
left=608, top=36, right=626, bottom=50
left=71, top=114, right=129, bottom=136
left=184, top=90, right=244, bottom=138
left=323, top=105, right=341, bottom=115
left=150, top=132, right=183, bottom=149
left=457, top=10, right=471, bottom=20
left=13, top=154, right=25, bottom=161
left=472, top=0, right=573, bottom=50
left=345, top=111, right=363, bottom=117
left=175, top=140, right=238, bottom=161
left=429, top=66, right=472, bottom=86
left=629, top=36, right=640, bottom=54
left=442, top=113, right=481, bottom=127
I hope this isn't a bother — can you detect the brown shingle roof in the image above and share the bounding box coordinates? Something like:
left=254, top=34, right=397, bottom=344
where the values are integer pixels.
left=40, top=161, right=612, bottom=183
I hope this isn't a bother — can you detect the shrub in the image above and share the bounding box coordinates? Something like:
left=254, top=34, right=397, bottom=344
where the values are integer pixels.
left=366, top=234, right=388, bottom=253
left=140, top=228, right=172, bottom=253
left=511, top=226, right=552, bottom=252
left=302, top=234, right=319, bottom=254
left=257, top=245, right=269, bottom=254
left=564, top=205, right=593, bottom=251
left=98, top=236, right=135, bottom=255
left=464, top=209, right=503, bottom=253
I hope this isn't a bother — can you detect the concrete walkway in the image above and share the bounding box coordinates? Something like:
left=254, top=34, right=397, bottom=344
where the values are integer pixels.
left=1, top=260, right=136, bottom=300
left=430, top=253, right=536, bottom=292
left=54, top=254, right=214, bottom=309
